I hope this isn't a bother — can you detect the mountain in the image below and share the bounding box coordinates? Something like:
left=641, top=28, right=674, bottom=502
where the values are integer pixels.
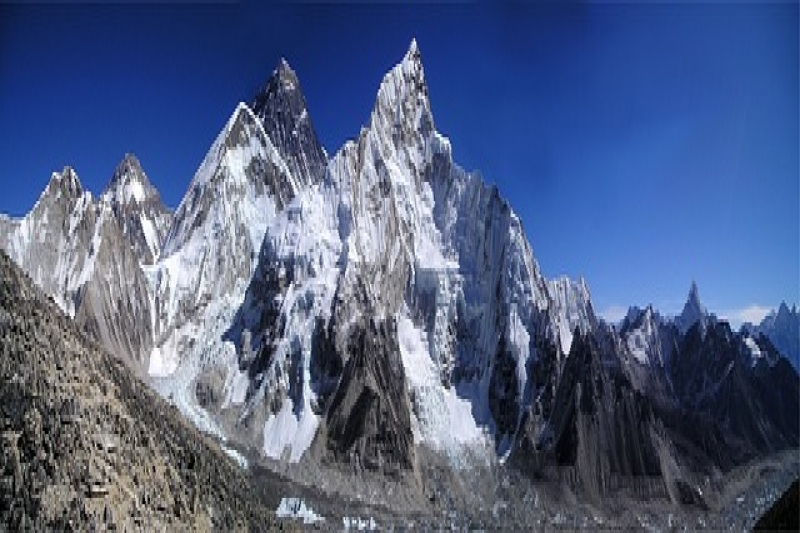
left=0, top=167, right=96, bottom=318
left=745, top=302, right=800, bottom=370
left=547, top=276, right=597, bottom=355
left=675, top=281, right=710, bottom=335
left=251, top=58, right=328, bottom=186
left=668, top=319, right=798, bottom=458
left=100, top=153, right=172, bottom=265
left=202, top=40, right=581, bottom=470
left=0, top=163, right=160, bottom=371
left=1, top=39, right=796, bottom=522
left=619, top=305, right=673, bottom=367
left=0, top=249, right=275, bottom=529
left=146, top=100, right=299, bottom=378
left=512, top=283, right=798, bottom=505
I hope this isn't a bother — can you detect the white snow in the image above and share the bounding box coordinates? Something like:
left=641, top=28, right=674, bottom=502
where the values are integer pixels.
left=222, top=446, right=249, bottom=469
left=262, top=400, right=320, bottom=463
left=744, top=336, right=763, bottom=365
left=139, top=216, right=160, bottom=260
left=222, top=366, right=250, bottom=407
left=343, top=516, right=378, bottom=530
left=397, top=313, right=489, bottom=460
left=117, top=177, right=146, bottom=204
left=627, top=329, right=649, bottom=365
left=548, top=276, right=595, bottom=355
left=276, top=498, right=324, bottom=525
left=147, top=345, right=179, bottom=377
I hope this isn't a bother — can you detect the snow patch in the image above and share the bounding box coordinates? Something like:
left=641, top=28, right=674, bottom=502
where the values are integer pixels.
left=397, top=313, right=489, bottom=462
left=343, top=516, right=378, bottom=530
left=262, top=400, right=319, bottom=463
left=222, top=446, right=248, bottom=469
left=744, top=336, right=763, bottom=366
left=276, top=498, right=324, bottom=525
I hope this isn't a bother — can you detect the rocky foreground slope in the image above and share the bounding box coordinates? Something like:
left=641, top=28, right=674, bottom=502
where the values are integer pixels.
left=0, top=250, right=274, bottom=530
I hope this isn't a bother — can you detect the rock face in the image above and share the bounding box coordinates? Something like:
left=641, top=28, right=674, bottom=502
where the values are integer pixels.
left=147, top=98, right=307, bottom=379
left=746, top=302, right=800, bottom=371
left=675, top=281, right=710, bottom=335
left=547, top=276, right=598, bottom=356
left=0, top=167, right=96, bottom=318
left=0, top=163, right=163, bottom=371
left=669, top=320, right=799, bottom=456
left=100, top=153, right=172, bottom=265
left=529, top=332, right=664, bottom=502
left=215, top=40, right=570, bottom=466
left=251, top=59, right=328, bottom=187
left=0, top=250, right=274, bottom=530
left=319, top=317, right=415, bottom=475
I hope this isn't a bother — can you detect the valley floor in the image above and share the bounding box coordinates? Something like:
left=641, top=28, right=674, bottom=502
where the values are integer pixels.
left=231, top=439, right=799, bottom=530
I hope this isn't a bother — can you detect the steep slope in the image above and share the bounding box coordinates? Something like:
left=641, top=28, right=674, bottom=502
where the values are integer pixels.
left=147, top=101, right=298, bottom=378
left=100, top=153, right=172, bottom=265
left=210, top=40, right=588, bottom=471
left=619, top=306, right=673, bottom=367
left=547, top=276, right=597, bottom=355
left=746, top=302, right=800, bottom=370
left=668, top=320, right=799, bottom=457
left=0, top=250, right=274, bottom=530
left=144, top=60, right=330, bottom=449
left=252, top=59, right=328, bottom=186
left=518, top=332, right=667, bottom=503
left=71, top=201, right=155, bottom=372
left=323, top=39, right=557, bottom=460
left=0, top=165, right=155, bottom=370
left=0, top=167, right=96, bottom=317
left=675, top=281, right=711, bottom=335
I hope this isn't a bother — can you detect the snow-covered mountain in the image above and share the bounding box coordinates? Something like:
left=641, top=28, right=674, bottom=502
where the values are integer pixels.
left=251, top=58, right=328, bottom=187
left=152, top=40, right=596, bottom=469
left=0, top=161, right=165, bottom=371
left=547, top=276, right=597, bottom=355
left=1, top=39, right=796, bottom=509
left=745, top=302, right=800, bottom=370
left=619, top=305, right=673, bottom=367
left=101, top=153, right=172, bottom=265
left=146, top=100, right=298, bottom=378
left=0, top=167, right=96, bottom=318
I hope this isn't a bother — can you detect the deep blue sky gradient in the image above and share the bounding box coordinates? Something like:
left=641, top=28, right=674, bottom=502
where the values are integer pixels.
left=0, top=3, right=797, bottom=321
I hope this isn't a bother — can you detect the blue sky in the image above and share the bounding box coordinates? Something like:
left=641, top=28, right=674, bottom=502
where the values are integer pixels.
left=0, top=3, right=797, bottom=325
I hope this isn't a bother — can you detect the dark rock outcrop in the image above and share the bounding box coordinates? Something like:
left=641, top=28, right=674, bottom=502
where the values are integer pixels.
left=320, top=317, right=415, bottom=477
left=252, top=58, right=328, bottom=187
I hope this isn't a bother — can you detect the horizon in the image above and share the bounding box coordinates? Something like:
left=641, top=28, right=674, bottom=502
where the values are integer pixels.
left=0, top=3, right=797, bottom=325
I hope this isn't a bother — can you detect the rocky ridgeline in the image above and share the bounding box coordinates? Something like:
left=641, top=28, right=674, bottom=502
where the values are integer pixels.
left=0, top=250, right=275, bottom=530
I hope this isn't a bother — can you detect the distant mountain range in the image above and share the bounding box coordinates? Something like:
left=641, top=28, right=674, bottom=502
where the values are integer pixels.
left=744, top=302, right=800, bottom=371
left=0, top=39, right=796, bottom=518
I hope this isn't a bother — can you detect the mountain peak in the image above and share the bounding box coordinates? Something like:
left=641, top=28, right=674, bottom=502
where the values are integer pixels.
left=369, top=38, right=431, bottom=142
left=257, top=58, right=301, bottom=103
left=405, top=38, right=420, bottom=64
left=677, top=281, right=707, bottom=334
left=251, top=58, right=326, bottom=186
left=687, top=280, right=701, bottom=307
left=274, top=57, right=299, bottom=88
left=103, top=152, right=156, bottom=206
left=46, top=166, right=84, bottom=199
left=118, top=152, right=143, bottom=173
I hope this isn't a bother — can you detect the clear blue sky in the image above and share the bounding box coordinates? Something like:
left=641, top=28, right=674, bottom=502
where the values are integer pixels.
left=0, top=3, right=797, bottom=324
